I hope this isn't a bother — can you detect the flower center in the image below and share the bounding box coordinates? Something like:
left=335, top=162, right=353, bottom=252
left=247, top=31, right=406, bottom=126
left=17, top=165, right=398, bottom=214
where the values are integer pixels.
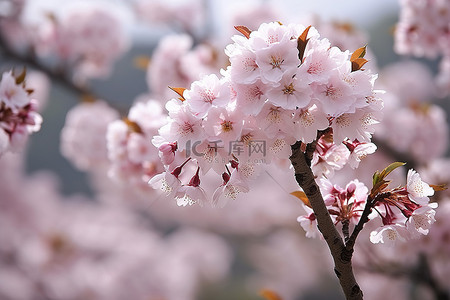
left=221, top=120, right=233, bottom=132
left=325, top=85, right=337, bottom=97
left=270, top=55, right=284, bottom=69
left=282, top=83, right=295, bottom=95
left=180, top=121, right=194, bottom=135
left=267, top=107, right=281, bottom=123
left=201, top=89, right=216, bottom=103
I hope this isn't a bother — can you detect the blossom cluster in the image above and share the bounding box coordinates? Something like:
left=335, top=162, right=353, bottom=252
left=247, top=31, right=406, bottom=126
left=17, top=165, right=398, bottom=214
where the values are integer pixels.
left=0, top=70, right=42, bottom=157
left=0, top=153, right=232, bottom=300
left=107, top=99, right=167, bottom=193
left=60, top=100, right=119, bottom=171
left=149, top=22, right=382, bottom=208
left=376, top=61, right=448, bottom=163
left=147, top=34, right=223, bottom=100
left=298, top=178, right=368, bottom=239
left=34, top=2, right=129, bottom=80
left=369, top=169, right=438, bottom=244
left=395, top=0, right=450, bottom=96
left=395, top=0, right=450, bottom=59
left=298, top=167, right=439, bottom=244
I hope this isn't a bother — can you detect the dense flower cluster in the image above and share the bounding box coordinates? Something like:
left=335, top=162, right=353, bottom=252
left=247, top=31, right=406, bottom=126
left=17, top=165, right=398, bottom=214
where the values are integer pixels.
left=298, top=178, right=368, bottom=238
left=134, top=0, right=206, bottom=34
left=34, top=2, right=129, bottom=80
left=150, top=22, right=382, bottom=208
left=107, top=99, right=167, bottom=193
left=0, top=70, right=42, bottom=157
left=395, top=0, right=450, bottom=96
left=2, top=0, right=449, bottom=298
left=376, top=61, right=449, bottom=163
left=369, top=169, right=438, bottom=244
left=298, top=168, right=438, bottom=244
left=0, top=153, right=232, bottom=300
left=395, top=0, right=450, bottom=59
left=146, top=34, right=223, bottom=100
left=60, top=101, right=119, bottom=171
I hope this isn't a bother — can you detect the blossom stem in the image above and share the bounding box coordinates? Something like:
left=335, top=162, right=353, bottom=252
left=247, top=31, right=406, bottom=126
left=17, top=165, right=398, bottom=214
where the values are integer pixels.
left=290, top=141, right=363, bottom=300
left=345, top=196, right=373, bottom=251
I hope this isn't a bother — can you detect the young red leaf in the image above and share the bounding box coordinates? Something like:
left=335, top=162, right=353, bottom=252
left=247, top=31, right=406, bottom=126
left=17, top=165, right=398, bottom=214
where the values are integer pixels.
left=430, top=184, right=447, bottom=192
left=297, top=25, right=311, bottom=62
left=80, top=94, right=96, bottom=103
left=234, top=25, right=252, bottom=39
left=351, top=58, right=368, bottom=72
left=290, top=190, right=311, bottom=208
left=15, top=68, right=27, bottom=85
left=260, top=289, right=283, bottom=300
left=350, top=45, right=367, bottom=61
left=168, top=86, right=187, bottom=101
left=133, top=55, right=151, bottom=70
left=123, top=118, right=143, bottom=134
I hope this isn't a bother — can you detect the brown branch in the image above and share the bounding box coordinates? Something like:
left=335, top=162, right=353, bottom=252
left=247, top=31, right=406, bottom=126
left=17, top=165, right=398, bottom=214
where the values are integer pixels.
left=0, top=30, right=123, bottom=109
left=345, top=195, right=374, bottom=251
left=290, top=141, right=363, bottom=300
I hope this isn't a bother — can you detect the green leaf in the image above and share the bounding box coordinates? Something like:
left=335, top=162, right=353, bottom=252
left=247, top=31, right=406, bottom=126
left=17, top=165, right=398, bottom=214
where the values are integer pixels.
left=379, top=162, right=406, bottom=179
left=372, top=171, right=380, bottom=186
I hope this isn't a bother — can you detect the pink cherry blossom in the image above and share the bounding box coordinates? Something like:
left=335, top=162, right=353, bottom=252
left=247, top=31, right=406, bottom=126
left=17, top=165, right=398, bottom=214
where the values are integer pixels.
left=311, top=70, right=355, bottom=116
left=61, top=101, right=119, bottom=171
left=250, top=22, right=291, bottom=50
left=203, top=107, right=244, bottom=152
left=233, top=80, right=268, bottom=115
left=265, top=73, right=311, bottom=110
left=291, top=105, right=329, bottom=143
left=159, top=100, right=205, bottom=151
left=228, top=47, right=261, bottom=84
left=148, top=171, right=182, bottom=198
left=406, top=203, right=438, bottom=237
left=0, top=71, right=29, bottom=110
left=256, top=103, right=294, bottom=138
left=406, top=169, right=435, bottom=205
left=346, top=141, right=377, bottom=169
left=370, top=225, right=408, bottom=245
left=255, top=40, right=300, bottom=84
left=297, top=205, right=319, bottom=238
left=184, top=74, right=230, bottom=116
left=213, top=171, right=249, bottom=208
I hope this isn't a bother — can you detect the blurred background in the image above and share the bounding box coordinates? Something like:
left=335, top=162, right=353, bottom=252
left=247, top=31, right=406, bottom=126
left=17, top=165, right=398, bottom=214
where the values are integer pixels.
left=1, top=0, right=449, bottom=299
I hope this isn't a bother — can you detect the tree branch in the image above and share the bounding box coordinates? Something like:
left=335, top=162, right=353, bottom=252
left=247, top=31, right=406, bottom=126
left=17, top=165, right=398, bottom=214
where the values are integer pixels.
left=290, top=141, right=363, bottom=300
left=0, top=30, right=122, bottom=107
left=345, top=195, right=374, bottom=251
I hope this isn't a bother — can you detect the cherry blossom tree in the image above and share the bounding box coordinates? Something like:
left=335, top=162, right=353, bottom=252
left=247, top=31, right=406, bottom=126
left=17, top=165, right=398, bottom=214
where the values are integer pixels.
left=0, top=1, right=449, bottom=300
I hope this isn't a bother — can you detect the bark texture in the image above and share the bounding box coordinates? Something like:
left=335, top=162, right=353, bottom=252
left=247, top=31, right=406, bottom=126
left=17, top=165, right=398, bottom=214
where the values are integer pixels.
left=290, top=141, right=363, bottom=300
